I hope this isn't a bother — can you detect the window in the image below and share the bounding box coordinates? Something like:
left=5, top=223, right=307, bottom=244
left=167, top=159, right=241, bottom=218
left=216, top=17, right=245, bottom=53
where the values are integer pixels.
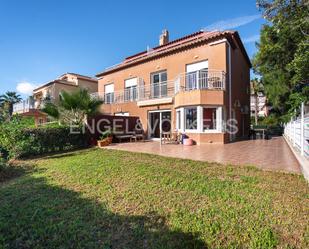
left=185, top=107, right=197, bottom=130
left=104, top=83, right=114, bottom=104
left=124, top=78, right=138, bottom=101
left=185, top=60, right=208, bottom=90
left=151, top=71, right=167, bottom=98
left=203, top=108, right=217, bottom=130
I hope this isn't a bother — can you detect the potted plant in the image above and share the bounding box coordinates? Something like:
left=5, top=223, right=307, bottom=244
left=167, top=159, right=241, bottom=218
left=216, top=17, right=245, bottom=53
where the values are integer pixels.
left=97, top=130, right=113, bottom=148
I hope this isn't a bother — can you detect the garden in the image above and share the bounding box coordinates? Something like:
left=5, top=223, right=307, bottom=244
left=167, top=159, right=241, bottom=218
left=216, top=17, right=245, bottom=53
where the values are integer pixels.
left=0, top=148, right=308, bottom=248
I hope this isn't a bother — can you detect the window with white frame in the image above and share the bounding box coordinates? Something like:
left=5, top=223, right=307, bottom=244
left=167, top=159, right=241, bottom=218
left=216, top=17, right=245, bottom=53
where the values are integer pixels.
left=176, top=110, right=181, bottom=130
left=185, top=107, right=198, bottom=130
left=124, top=78, right=137, bottom=101
left=176, top=106, right=223, bottom=133
left=104, top=83, right=114, bottom=104
left=203, top=107, right=217, bottom=130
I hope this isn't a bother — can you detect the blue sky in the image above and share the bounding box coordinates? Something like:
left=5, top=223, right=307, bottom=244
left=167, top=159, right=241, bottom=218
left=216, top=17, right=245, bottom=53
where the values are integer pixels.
left=0, top=0, right=264, bottom=97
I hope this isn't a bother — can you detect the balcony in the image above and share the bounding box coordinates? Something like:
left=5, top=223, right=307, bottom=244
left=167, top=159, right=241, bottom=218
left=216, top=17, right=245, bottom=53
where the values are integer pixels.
left=92, top=70, right=226, bottom=106
left=175, top=70, right=225, bottom=92
left=13, top=99, right=36, bottom=114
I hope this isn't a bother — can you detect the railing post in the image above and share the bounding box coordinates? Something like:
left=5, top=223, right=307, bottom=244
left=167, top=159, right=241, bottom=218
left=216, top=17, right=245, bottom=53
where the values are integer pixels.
left=293, top=119, right=296, bottom=147
left=301, top=102, right=304, bottom=156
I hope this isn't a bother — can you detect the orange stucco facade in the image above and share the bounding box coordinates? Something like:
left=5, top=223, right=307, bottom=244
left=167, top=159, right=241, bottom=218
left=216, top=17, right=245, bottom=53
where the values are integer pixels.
left=96, top=31, right=251, bottom=144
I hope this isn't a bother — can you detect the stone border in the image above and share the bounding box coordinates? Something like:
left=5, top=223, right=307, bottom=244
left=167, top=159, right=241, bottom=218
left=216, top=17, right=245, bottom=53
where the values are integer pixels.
left=284, top=135, right=309, bottom=182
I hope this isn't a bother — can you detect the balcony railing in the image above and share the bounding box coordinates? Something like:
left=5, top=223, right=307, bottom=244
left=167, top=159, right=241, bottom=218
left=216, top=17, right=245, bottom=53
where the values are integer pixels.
left=175, top=70, right=226, bottom=93
left=92, top=70, right=226, bottom=104
left=13, top=99, right=36, bottom=114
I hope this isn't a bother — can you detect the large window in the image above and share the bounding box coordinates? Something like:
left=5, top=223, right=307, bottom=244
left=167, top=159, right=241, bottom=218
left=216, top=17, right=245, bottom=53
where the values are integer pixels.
left=151, top=71, right=167, bottom=98
left=185, top=107, right=197, bottom=130
left=124, top=78, right=138, bottom=101
left=203, top=108, right=217, bottom=130
left=104, top=83, right=114, bottom=104
left=177, top=106, right=222, bottom=132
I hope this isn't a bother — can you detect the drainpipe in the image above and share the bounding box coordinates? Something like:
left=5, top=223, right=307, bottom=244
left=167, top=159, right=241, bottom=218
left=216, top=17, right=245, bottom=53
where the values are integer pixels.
left=209, top=38, right=232, bottom=141
left=226, top=40, right=232, bottom=142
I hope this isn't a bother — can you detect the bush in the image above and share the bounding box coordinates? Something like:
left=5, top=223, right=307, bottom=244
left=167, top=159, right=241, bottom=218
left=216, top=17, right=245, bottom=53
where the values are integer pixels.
left=0, top=157, right=6, bottom=171
left=0, top=117, right=89, bottom=158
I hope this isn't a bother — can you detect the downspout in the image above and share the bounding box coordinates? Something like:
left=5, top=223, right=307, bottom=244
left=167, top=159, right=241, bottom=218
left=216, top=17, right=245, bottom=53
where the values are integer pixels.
left=227, top=40, right=232, bottom=142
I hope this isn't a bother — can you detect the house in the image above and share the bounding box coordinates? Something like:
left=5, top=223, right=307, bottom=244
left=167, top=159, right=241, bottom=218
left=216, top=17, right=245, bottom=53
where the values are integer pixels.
left=13, top=73, right=98, bottom=125
left=250, top=93, right=269, bottom=118
left=95, top=29, right=251, bottom=144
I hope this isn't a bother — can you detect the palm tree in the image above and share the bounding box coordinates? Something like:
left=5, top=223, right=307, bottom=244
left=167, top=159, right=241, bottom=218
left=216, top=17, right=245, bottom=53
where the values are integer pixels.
left=43, top=89, right=102, bottom=126
left=0, top=91, right=22, bottom=116
left=250, top=78, right=264, bottom=125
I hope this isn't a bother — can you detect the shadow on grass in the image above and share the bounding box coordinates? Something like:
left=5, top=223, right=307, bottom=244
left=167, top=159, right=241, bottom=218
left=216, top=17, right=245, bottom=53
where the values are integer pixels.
left=0, top=175, right=207, bottom=249
left=0, top=161, right=37, bottom=184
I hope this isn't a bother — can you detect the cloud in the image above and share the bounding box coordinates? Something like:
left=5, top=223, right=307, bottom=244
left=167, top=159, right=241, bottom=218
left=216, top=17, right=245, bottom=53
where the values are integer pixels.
left=243, top=34, right=260, bottom=44
left=204, top=14, right=260, bottom=31
left=16, top=82, right=37, bottom=95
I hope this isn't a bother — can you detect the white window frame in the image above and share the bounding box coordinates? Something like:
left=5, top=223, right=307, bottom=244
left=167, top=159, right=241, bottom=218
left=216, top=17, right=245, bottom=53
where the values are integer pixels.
left=176, top=105, right=223, bottom=133
left=201, top=106, right=223, bottom=133
left=115, top=112, right=129, bottom=116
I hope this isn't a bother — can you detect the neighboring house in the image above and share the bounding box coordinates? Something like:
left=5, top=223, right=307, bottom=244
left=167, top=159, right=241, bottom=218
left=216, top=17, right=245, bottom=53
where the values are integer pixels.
left=13, top=73, right=98, bottom=125
left=95, top=30, right=251, bottom=144
left=250, top=93, right=269, bottom=118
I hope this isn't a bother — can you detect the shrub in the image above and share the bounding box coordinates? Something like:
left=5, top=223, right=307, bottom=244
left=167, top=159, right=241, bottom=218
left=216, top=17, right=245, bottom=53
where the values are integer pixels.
left=0, top=117, right=89, bottom=159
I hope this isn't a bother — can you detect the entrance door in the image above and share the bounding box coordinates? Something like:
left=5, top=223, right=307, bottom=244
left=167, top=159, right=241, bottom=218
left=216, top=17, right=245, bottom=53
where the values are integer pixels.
left=149, top=111, right=171, bottom=139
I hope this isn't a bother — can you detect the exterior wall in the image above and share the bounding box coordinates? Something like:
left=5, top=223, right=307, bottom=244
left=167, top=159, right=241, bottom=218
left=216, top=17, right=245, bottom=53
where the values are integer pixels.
left=230, top=42, right=251, bottom=139
left=97, top=39, right=250, bottom=144
left=174, top=90, right=225, bottom=108
left=77, top=79, right=98, bottom=93
left=98, top=42, right=227, bottom=93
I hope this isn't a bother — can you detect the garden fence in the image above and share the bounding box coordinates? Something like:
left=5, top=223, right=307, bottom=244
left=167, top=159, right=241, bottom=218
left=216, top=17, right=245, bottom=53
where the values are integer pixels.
left=284, top=102, right=309, bottom=159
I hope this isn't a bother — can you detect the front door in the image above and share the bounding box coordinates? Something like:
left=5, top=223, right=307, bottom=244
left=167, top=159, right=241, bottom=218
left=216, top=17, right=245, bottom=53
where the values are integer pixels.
left=149, top=111, right=171, bottom=139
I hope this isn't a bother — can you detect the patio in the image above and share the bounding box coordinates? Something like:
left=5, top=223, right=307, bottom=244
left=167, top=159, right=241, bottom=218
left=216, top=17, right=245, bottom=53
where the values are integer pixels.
left=106, top=136, right=301, bottom=173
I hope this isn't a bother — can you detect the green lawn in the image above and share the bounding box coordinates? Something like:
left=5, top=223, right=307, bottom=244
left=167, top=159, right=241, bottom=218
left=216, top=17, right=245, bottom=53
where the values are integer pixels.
left=0, top=148, right=308, bottom=249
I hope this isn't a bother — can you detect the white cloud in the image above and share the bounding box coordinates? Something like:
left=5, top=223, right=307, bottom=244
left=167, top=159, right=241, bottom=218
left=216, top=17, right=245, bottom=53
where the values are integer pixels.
left=204, top=14, right=260, bottom=31
left=243, top=34, right=260, bottom=44
left=16, top=82, right=37, bottom=95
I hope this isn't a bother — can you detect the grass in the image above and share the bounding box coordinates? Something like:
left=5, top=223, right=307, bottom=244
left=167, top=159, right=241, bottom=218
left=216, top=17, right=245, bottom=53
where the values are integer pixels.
left=0, top=148, right=308, bottom=249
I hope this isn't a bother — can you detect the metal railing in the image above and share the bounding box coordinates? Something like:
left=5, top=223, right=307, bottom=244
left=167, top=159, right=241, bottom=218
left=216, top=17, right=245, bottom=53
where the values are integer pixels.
left=175, top=70, right=226, bottom=92
left=13, top=99, right=36, bottom=114
left=92, top=70, right=226, bottom=104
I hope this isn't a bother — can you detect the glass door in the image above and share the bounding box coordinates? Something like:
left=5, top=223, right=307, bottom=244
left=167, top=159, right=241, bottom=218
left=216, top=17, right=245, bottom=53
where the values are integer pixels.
left=149, top=110, right=171, bottom=139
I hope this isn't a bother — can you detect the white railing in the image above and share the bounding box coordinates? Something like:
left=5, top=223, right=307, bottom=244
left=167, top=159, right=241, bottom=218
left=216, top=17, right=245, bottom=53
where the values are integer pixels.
left=92, top=70, right=226, bottom=104
left=175, top=70, right=226, bottom=93
left=138, top=81, right=175, bottom=101
left=284, top=102, right=309, bottom=159
left=13, top=99, right=35, bottom=114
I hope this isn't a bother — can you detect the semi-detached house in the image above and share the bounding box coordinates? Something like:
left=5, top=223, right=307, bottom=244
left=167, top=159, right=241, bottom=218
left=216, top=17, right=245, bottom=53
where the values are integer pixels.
left=95, top=30, right=251, bottom=144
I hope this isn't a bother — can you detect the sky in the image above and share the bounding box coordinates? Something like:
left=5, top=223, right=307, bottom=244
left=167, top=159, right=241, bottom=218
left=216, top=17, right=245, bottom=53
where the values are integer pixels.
left=0, top=0, right=265, bottom=97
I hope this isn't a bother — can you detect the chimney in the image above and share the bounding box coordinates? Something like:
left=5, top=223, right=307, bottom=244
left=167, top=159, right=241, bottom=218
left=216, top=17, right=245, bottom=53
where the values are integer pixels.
left=159, top=29, right=169, bottom=46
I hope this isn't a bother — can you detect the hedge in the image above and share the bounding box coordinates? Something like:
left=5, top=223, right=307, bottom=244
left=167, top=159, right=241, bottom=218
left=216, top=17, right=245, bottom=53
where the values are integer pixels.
left=0, top=126, right=89, bottom=159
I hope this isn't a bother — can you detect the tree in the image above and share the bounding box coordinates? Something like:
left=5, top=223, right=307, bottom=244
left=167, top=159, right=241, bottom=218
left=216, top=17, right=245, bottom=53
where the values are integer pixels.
left=251, top=78, right=264, bottom=125
left=253, top=0, right=309, bottom=122
left=42, top=89, right=102, bottom=126
left=0, top=91, right=22, bottom=117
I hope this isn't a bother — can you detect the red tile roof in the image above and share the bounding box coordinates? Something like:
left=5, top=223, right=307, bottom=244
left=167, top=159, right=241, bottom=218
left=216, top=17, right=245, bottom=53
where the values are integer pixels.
left=96, top=30, right=251, bottom=77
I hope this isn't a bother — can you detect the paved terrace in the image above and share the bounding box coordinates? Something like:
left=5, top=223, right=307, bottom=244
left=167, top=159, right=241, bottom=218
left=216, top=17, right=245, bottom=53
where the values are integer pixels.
left=106, top=137, right=301, bottom=173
